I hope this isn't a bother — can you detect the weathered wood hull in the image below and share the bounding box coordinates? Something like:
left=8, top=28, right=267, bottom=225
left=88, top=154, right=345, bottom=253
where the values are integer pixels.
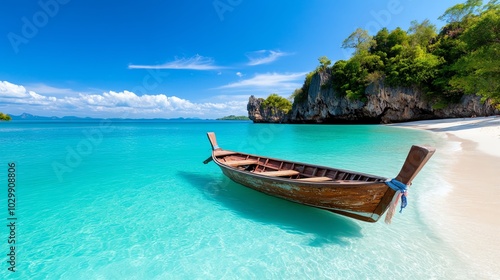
left=205, top=132, right=435, bottom=223
left=213, top=154, right=395, bottom=222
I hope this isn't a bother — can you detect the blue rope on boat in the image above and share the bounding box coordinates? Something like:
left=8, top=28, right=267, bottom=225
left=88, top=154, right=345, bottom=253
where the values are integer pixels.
left=385, top=179, right=408, bottom=213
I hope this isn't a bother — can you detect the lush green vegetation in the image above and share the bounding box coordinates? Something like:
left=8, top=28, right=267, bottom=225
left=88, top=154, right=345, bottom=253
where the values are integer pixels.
left=0, top=112, right=12, bottom=121
left=448, top=1, right=500, bottom=104
left=295, top=0, right=499, bottom=107
left=262, top=93, right=292, bottom=113
left=290, top=87, right=307, bottom=104
left=216, top=115, right=250, bottom=120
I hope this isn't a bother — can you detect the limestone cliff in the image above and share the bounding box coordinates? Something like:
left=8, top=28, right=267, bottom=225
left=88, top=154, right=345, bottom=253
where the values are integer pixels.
left=248, top=71, right=499, bottom=123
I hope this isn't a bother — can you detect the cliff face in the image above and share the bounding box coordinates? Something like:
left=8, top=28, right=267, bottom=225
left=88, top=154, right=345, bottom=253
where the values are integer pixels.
left=248, top=71, right=499, bottom=123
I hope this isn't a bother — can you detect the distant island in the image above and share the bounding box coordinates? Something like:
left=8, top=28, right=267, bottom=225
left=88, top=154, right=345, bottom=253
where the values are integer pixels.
left=10, top=113, right=94, bottom=120
left=216, top=115, right=250, bottom=121
left=0, top=112, right=12, bottom=121
left=7, top=113, right=208, bottom=121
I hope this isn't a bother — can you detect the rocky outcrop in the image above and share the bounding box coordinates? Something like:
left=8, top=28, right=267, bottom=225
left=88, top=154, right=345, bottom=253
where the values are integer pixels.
left=248, top=71, right=499, bottom=123
left=247, top=96, right=291, bottom=123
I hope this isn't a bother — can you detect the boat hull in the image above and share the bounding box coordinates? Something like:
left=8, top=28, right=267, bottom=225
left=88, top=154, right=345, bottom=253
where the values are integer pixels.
left=215, top=161, right=396, bottom=223
left=205, top=131, right=435, bottom=223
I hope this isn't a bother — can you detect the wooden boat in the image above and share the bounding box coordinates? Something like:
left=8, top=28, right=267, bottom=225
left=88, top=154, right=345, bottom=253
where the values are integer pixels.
left=203, top=132, right=435, bottom=223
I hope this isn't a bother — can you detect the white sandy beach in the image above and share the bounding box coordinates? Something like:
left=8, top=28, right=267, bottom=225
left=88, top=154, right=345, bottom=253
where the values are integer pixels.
left=393, top=116, right=500, bottom=278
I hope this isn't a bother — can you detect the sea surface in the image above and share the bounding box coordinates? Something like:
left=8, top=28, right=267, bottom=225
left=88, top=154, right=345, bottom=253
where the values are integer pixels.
left=0, top=120, right=474, bottom=279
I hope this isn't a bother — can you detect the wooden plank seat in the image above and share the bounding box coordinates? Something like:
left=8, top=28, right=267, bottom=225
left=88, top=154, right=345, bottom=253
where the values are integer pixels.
left=225, top=159, right=259, bottom=167
left=256, top=170, right=300, bottom=177
left=296, top=176, right=332, bottom=182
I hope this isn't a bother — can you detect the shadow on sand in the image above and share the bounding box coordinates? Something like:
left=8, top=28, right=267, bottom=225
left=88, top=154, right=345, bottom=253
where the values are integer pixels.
left=179, top=171, right=363, bottom=247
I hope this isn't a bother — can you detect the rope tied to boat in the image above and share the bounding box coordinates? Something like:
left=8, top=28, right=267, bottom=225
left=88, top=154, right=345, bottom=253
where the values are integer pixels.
left=384, top=179, right=408, bottom=224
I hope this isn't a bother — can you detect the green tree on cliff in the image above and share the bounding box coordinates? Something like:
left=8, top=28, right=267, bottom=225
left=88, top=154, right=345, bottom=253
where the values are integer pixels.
left=317, top=56, right=331, bottom=71
left=438, top=0, right=483, bottom=23
left=408, top=19, right=437, bottom=48
left=449, top=4, right=500, bottom=104
left=262, top=94, right=292, bottom=113
left=342, top=28, right=374, bottom=54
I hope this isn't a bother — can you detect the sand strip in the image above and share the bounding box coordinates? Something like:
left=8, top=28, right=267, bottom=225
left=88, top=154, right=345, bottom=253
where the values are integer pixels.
left=392, top=116, right=500, bottom=278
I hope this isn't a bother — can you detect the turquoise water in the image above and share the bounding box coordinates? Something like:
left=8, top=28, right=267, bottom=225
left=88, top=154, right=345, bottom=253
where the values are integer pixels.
left=0, top=120, right=473, bottom=279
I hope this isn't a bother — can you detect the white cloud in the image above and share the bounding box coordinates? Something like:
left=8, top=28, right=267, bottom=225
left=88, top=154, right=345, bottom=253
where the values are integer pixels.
left=218, top=72, right=307, bottom=92
left=128, top=54, right=224, bottom=70
left=0, top=81, right=29, bottom=98
left=236, top=72, right=243, bottom=77
left=0, top=81, right=247, bottom=118
left=245, top=50, right=291, bottom=66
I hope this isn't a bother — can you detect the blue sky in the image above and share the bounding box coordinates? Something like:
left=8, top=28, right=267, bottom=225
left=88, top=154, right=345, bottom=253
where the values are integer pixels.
left=0, top=0, right=462, bottom=118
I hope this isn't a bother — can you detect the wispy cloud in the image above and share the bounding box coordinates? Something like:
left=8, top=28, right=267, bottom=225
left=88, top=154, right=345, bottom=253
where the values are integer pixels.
left=245, top=50, right=291, bottom=66
left=25, top=83, right=85, bottom=96
left=218, top=72, right=307, bottom=92
left=0, top=80, right=247, bottom=118
left=236, top=72, right=243, bottom=77
left=128, top=55, right=224, bottom=70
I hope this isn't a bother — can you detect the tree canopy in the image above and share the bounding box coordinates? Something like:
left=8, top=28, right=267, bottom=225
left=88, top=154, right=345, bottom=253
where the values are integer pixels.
left=342, top=28, right=374, bottom=54
left=317, top=56, right=331, bottom=71
left=295, top=0, right=499, bottom=108
left=449, top=5, right=500, bottom=103
left=262, top=94, right=292, bottom=113
left=438, top=0, right=483, bottom=23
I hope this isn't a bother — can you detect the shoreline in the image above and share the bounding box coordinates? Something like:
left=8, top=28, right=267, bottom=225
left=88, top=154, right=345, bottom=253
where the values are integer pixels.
left=392, top=116, right=500, bottom=279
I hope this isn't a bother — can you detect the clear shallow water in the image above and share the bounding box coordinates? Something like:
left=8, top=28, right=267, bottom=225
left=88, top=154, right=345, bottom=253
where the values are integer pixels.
left=0, top=120, right=474, bottom=279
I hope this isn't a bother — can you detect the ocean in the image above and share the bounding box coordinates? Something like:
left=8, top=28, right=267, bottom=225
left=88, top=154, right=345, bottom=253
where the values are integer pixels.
left=0, top=120, right=474, bottom=279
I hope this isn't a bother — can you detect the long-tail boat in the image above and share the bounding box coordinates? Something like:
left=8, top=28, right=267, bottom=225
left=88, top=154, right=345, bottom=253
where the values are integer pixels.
left=203, top=132, right=435, bottom=223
